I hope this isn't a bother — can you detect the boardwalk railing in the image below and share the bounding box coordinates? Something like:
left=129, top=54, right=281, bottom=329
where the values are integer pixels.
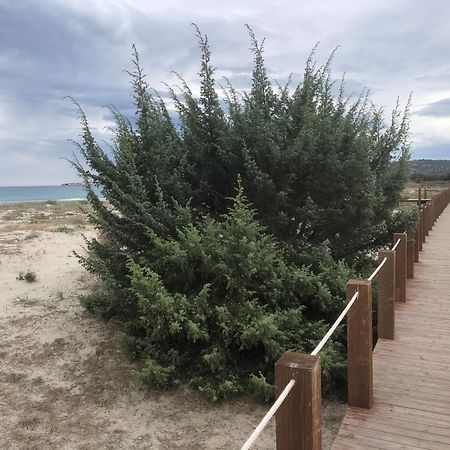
left=241, top=187, right=450, bottom=450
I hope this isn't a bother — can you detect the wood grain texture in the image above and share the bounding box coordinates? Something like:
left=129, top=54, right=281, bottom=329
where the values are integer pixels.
left=332, top=205, right=450, bottom=449
left=407, top=235, right=414, bottom=278
left=346, top=280, right=373, bottom=409
left=393, top=233, right=407, bottom=303
left=377, top=250, right=395, bottom=340
left=275, top=352, right=322, bottom=450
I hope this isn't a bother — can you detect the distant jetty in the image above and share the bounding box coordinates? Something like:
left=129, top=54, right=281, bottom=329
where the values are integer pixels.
left=61, top=182, right=83, bottom=186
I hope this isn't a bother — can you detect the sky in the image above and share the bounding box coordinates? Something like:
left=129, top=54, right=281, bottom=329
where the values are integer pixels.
left=1, top=0, right=450, bottom=186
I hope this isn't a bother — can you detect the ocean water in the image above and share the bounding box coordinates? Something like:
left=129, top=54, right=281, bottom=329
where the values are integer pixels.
left=0, top=185, right=102, bottom=204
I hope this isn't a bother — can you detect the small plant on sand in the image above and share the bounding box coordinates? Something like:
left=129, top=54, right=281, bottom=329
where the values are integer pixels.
left=67, top=215, right=86, bottom=226
left=79, top=291, right=122, bottom=320
left=14, top=296, right=40, bottom=307
left=24, top=232, right=40, bottom=240
left=17, top=271, right=37, bottom=282
left=54, top=225, right=75, bottom=233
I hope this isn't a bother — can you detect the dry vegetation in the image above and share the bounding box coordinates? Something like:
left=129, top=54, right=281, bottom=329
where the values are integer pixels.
left=399, top=181, right=450, bottom=212
left=0, top=200, right=88, bottom=232
left=0, top=201, right=88, bottom=255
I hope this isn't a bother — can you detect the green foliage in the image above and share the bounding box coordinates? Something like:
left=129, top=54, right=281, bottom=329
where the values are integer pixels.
left=54, top=225, right=75, bottom=233
left=411, top=171, right=450, bottom=182
left=17, top=271, right=37, bottom=282
left=79, top=290, right=125, bottom=320
left=71, top=26, right=412, bottom=401
left=125, top=191, right=350, bottom=401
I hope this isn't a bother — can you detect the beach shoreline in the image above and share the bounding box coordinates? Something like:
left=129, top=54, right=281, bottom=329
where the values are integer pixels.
left=0, top=185, right=102, bottom=205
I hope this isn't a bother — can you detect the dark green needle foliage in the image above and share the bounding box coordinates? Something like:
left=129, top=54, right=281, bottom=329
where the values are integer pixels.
left=72, top=26, right=412, bottom=401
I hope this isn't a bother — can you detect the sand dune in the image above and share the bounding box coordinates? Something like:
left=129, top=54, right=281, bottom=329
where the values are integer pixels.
left=0, top=203, right=343, bottom=449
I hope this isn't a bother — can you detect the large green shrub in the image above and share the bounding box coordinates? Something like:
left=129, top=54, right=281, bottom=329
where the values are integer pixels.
left=123, top=188, right=353, bottom=400
left=72, top=27, right=412, bottom=401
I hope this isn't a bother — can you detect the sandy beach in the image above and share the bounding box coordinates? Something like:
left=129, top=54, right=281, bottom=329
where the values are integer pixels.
left=0, top=201, right=344, bottom=449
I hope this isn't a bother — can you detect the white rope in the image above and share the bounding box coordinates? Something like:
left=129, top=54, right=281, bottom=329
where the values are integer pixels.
left=367, top=257, right=387, bottom=281
left=310, top=291, right=359, bottom=356
left=240, top=379, right=296, bottom=450
left=391, top=238, right=401, bottom=251
left=240, top=236, right=400, bottom=449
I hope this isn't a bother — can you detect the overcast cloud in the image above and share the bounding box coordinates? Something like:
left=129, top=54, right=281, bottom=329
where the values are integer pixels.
left=1, top=0, right=450, bottom=185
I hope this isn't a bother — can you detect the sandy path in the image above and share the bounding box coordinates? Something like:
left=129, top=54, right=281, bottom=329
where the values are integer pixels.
left=0, top=227, right=343, bottom=449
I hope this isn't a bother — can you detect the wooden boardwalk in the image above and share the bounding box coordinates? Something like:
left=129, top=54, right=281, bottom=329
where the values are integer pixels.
left=332, top=206, right=450, bottom=449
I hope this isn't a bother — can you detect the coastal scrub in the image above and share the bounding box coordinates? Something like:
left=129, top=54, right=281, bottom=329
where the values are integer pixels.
left=72, top=27, right=413, bottom=401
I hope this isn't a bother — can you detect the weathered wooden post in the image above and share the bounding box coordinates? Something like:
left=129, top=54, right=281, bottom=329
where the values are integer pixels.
left=418, top=187, right=422, bottom=207
left=275, top=352, right=322, bottom=450
left=393, top=233, right=407, bottom=302
left=433, top=198, right=437, bottom=224
left=414, top=223, right=420, bottom=262
left=347, top=279, right=373, bottom=409
left=378, top=250, right=396, bottom=340
left=418, top=209, right=424, bottom=250
left=430, top=199, right=435, bottom=226
left=420, top=207, right=426, bottom=245
left=407, top=233, right=414, bottom=278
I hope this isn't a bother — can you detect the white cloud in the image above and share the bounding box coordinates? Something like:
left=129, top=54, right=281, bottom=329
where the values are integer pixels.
left=1, top=0, right=450, bottom=185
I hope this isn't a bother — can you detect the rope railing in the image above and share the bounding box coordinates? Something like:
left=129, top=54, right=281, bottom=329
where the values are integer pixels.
left=239, top=188, right=450, bottom=450
left=240, top=239, right=400, bottom=449
left=311, top=291, right=359, bottom=356
left=366, top=237, right=400, bottom=282
left=240, top=379, right=296, bottom=450
left=240, top=289, right=360, bottom=449
left=367, top=257, right=387, bottom=282
left=313, top=236, right=403, bottom=356
left=391, top=237, right=401, bottom=251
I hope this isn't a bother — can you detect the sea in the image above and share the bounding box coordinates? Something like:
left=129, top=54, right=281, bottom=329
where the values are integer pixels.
left=0, top=185, right=103, bottom=204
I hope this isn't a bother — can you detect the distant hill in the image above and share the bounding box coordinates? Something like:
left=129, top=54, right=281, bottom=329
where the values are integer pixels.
left=411, top=159, right=450, bottom=175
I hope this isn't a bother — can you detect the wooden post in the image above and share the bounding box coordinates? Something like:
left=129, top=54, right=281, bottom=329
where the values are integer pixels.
left=425, top=205, right=430, bottom=236
left=393, top=233, right=407, bottom=303
left=420, top=207, right=426, bottom=244
left=418, top=210, right=424, bottom=250
left=418, top=187, right=422, bottom=206
left=275, top=352, right=322, bottom=450
left=432, top=199, right=436, bottom=225
left=414, top=223, right=420, bottom=262
left=347, top=279, right=373, bottom=409
left=407, top=234, right=414, bottom=278
left=377, top=250, right=395, bottom=340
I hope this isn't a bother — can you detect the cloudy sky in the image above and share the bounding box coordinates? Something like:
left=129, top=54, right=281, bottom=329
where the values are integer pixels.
left=1, top=0, right=450, bottom=186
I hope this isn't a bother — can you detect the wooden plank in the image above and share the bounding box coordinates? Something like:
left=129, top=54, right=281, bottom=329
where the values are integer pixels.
left=375, top=386, right=450, bottom=407
left=343, top=417, right=450, bottom=446
left=333, top=433, right=411, bottom=450
left=332, top=201, right=450, bottom=449
left=337, top=423, right=439, bottom=449
left=346, top=405, right=450, bottom=429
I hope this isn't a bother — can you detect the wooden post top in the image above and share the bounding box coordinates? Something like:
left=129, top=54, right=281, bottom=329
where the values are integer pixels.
left=276, top=352, right=319, bottom=371
left=347, top=279, right=371, bottom=287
